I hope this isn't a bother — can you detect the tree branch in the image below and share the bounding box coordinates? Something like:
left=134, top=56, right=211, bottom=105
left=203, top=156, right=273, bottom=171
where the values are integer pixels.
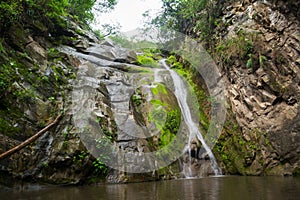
left=0, top=114, right=62, bottom=160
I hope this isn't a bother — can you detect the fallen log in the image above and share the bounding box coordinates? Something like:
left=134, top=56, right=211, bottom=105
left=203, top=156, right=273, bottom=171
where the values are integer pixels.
left=0, top=114, right=62, bottom=160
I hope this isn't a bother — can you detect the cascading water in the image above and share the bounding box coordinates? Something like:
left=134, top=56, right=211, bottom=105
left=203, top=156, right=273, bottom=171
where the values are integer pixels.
left=63, top=37, right=222, bottom=177
left=156, top=59, right=222, bottom=177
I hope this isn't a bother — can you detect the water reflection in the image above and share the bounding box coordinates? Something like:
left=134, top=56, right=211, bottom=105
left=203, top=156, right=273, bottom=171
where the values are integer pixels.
left=0, top=176, right=299, bottom=200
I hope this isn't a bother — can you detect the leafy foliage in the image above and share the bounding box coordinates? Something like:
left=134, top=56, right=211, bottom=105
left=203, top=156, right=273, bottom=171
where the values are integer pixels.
left=0, top=1, right=22, bottom=29
left=147, top=0, right=223, bottom=40
left=96, top=23, right=121, bottom=38
left=68, top=0, right=117, bottom=23
left=0, top=0, right=117, bottom=34
left=92, top=158, right=108, bottom=174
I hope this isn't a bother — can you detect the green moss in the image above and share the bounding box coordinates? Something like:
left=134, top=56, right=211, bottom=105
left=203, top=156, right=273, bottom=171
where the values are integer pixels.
left=0, top=2, right=22, bottom=30
left=213, top=110, right=248, bottom=174
left=136, top=54, right=159, bottom=68
left=214, top=118, right=277, bottom=175
left=150, top=99, right=168, bottom=107
left=148, top=107, right=180, bottom=147
left=151, top=83, right=168, bottom=96
left=146, top=82, right=181, bottom=148
left=166, top=55, right=177, bottom=65
left=148, top=98, right=169, bottom=131
left=167, top=55, right=185, bottom=72
left=159, top=109, right=180, bottom=146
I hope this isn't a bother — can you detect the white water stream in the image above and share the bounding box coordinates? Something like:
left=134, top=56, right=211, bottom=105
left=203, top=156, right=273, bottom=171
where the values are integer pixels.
left=157, top=59, right=222, bottom=176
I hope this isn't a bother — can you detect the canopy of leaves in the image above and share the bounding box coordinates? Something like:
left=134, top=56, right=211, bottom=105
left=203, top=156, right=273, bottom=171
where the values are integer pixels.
left=148, top=0, right=223, bottom=40
left=0, top=0, right=117, bottom=33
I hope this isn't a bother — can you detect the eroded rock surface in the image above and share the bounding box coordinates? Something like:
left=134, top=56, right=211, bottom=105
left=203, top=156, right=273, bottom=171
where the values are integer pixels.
left=215, top=0, right=300, bottom=175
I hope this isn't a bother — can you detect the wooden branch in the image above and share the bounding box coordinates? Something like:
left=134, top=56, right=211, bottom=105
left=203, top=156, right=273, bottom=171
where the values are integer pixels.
left=0, top=114, right=62, bottom=160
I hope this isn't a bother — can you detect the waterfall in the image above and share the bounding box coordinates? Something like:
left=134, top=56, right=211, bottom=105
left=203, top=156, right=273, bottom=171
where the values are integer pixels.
left=157, top=59, right=222, bottom=176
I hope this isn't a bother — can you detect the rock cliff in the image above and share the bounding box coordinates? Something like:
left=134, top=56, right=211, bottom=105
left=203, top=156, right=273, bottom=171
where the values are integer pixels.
left=212, top=0, right=299, bottom=175
left=0, top=17, right=183, bottom=186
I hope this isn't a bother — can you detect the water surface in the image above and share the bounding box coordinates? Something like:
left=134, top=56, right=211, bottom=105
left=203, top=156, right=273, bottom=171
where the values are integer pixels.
left=1, top=176, right=299, bottom=200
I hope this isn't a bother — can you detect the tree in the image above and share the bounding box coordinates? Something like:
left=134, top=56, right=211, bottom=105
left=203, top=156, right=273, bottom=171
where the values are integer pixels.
left=100, top=23, right=121, bottom=37
left=0, top=0, right=117, bottom=33
left=147, top=0, right=222, bottom=40
left=68, top=0, right=117, bottom=23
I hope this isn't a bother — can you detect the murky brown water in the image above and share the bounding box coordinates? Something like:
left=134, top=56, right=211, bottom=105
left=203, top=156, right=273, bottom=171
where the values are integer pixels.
left=1, top=176, right=300, bottom=200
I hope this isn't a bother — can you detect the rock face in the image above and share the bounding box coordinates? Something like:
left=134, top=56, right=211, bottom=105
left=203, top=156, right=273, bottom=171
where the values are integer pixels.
left=64, top=42, right=186, bottom=182
left=213, top=0, right=300, bottom=175
left=0, top=18, right=183, bottom=186
left=0, top=21, right=107, bottom=186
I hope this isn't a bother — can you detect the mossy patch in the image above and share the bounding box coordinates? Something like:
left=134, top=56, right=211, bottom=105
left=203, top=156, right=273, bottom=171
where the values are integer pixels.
left=151, top=83, right=168, bottom=96
left=158, top=109, right=180, bottom=146
left=135, top=49, right=161, bottom=68
left=136, top=54, right=158, bottom=68
left=130, top=83, right=181, bottom=149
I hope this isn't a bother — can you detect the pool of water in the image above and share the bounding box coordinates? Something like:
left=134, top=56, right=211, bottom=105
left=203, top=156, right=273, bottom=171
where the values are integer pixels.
left=1, top=176, right=300, bottom=200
